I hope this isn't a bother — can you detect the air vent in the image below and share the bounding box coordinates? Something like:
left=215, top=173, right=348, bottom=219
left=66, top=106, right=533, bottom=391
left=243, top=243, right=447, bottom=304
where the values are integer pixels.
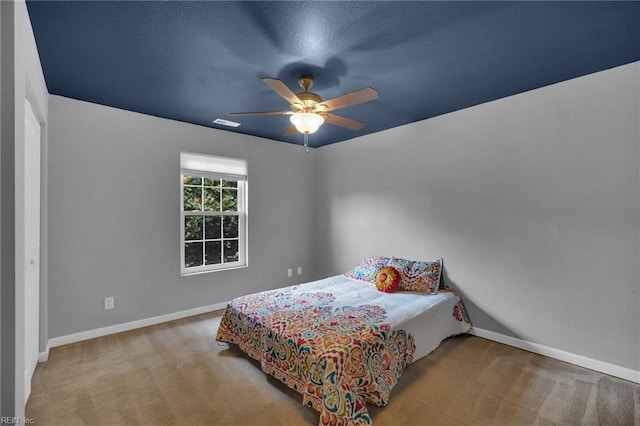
left=213, top=118, right=241, bottom=127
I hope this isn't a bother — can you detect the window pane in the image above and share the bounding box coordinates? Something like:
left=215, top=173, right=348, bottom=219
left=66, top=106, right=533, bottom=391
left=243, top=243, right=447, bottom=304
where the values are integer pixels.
left=223, top=215, right=238, bottom=238
left=224, top=240, right=239, bottom=263
left=205, top=216, right=221, bottom=240
left=204, top=178, right=220, bottom=187
left=222, top=188, right=237, bottom=211
left=222, top=180, right=237, bottom=188
left=183, top=176, right=202, bottom=185
left=184, top=242, right=203, bottom=268
left=205, top=241, right=222, bottom=265
left=184, top=216, right=203, bottom=240
left=183, top=186, right=202, bottom=211
left=204, top=187, right=221, bottom=211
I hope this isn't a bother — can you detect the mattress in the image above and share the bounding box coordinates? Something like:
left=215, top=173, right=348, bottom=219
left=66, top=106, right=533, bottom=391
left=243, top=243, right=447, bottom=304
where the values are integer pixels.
left=216, top=274, right=471, bottom=425
left=284, top=275, right=471, bottom=362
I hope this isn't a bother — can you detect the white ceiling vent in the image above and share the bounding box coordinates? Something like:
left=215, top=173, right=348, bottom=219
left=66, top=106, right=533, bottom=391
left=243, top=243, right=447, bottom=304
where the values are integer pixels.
left=213, top=118, right=241, bottom=127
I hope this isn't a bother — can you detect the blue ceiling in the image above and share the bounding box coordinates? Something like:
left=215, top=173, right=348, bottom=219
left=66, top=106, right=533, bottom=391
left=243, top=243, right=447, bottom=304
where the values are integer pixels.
left=26, top=1, right=640, bottom=149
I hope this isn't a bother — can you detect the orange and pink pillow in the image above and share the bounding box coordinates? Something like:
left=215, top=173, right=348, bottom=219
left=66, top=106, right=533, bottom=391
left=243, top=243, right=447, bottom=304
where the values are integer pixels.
left=375, top=266, right=401, bottom=293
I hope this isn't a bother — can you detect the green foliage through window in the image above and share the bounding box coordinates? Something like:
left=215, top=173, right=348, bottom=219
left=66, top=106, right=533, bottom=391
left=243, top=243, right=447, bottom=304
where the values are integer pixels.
left=182, top=174, right=242, bottom=271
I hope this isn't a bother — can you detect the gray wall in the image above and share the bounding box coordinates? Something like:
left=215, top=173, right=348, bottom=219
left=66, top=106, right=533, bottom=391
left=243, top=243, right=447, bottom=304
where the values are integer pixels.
left=47, top=96, right=316, bottom=338
left=315, top=62, right=640, bottom=371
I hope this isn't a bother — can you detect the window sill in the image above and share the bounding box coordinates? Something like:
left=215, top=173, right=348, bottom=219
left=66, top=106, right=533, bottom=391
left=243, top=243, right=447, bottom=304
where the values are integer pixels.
left=181, top=263, right=248, bottom=277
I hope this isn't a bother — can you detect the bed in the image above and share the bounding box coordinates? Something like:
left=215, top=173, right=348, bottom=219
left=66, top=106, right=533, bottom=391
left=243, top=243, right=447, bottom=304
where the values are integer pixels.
left=215, top=258, right=471, bottom=425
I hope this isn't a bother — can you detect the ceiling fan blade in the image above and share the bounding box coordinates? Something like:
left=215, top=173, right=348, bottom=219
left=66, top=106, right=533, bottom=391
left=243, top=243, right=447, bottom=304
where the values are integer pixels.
left=284, top=125, right=298, bottom=137
left=320, top=87, right=378, bottom=112
left=324, top=113, right=365, bottom=131
left=230, top=110, right=293, bottom=116
left=262, top=77, right=301, bottom=105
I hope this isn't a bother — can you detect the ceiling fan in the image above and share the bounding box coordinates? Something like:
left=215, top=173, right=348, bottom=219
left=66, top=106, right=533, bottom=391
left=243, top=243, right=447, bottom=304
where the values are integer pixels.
left=231, top=76, right=378, bottom=139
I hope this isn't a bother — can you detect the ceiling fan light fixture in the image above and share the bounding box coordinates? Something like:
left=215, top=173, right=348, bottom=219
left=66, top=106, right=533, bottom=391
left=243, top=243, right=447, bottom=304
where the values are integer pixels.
left=290, top=112, right=324, bottom=134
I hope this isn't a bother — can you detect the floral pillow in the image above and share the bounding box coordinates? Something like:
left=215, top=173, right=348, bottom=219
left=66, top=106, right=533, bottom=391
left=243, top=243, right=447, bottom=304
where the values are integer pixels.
left=344, top=257, right=391, bottom=282
left=375, top=266, right=401, bottom=293
left=389, top=257, right=442, bottom=293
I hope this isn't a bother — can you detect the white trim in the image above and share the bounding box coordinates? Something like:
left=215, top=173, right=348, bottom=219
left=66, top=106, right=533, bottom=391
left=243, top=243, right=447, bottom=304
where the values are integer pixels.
left=469, top=327, right=640, bottom=384
left=41, top=308, right=640, bottom=385
left=181, top=264, right=248, bottom=277
left=46, top=301, right=229, bottom=349
left=38, top=342, right=50, bottom=363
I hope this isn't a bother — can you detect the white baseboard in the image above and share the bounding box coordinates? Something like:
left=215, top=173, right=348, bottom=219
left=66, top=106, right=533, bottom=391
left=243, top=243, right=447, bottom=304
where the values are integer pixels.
left=46, top=301, right=229, bottom=350
left=41, top=309, right=640, bottom=385
left=38, top=342, right=50, bottom=363
left=469, top=327, right=640, bottom=384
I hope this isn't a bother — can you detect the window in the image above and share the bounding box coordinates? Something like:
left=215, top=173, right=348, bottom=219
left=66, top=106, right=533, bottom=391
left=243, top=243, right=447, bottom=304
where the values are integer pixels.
left=180, top=153, right=247, bottom=275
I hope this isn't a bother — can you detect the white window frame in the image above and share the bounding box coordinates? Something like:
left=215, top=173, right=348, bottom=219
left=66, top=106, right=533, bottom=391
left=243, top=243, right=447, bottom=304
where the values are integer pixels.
left=180, top=152, right=247, bottom=275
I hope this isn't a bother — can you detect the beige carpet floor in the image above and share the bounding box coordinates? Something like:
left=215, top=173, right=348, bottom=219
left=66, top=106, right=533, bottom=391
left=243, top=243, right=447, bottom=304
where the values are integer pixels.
left=26, top=311, right=639, bottom=425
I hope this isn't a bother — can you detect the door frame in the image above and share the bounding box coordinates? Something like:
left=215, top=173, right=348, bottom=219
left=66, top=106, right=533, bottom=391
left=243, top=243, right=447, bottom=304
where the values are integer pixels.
left=22, top=96, right=40, bottom=402
left=15, top=73, right=48, bottom=415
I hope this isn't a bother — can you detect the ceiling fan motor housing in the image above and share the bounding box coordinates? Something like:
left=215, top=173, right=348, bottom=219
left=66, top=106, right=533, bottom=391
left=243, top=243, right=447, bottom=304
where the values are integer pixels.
left=292, top=76, right=326, bottom=113
left=293, top=91, right=325, bottom=113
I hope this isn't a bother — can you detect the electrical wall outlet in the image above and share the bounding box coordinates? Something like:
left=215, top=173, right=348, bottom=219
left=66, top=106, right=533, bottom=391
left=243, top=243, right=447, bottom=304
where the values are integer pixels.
left=104, top=296, right=114, bottom=310
left=297, top=266, right=302, bottom=275
left=287, top=268, right=292, bottom=277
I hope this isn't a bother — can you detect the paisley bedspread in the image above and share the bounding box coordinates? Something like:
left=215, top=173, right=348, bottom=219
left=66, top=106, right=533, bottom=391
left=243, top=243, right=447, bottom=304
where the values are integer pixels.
left=215, top=275, right=470, bottom=425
